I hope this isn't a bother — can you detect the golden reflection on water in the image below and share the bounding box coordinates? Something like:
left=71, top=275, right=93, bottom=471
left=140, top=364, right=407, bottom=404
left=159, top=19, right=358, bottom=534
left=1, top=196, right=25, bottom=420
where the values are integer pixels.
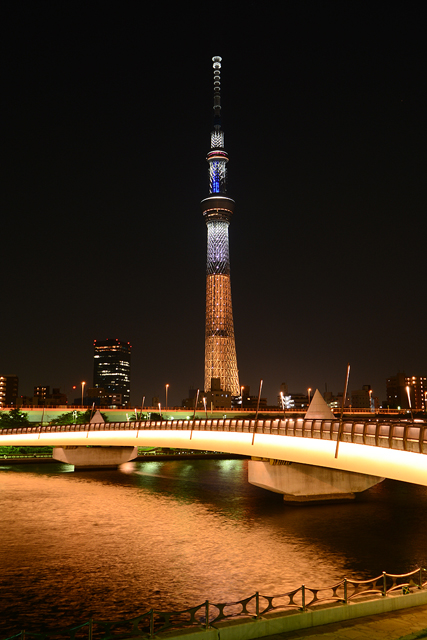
left=1, top=459, right=427, bottom=635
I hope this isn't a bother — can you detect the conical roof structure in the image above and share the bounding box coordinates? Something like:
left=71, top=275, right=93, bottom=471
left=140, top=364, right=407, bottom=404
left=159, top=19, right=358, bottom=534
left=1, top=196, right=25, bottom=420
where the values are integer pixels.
left=304, top=389, right=335, bottom=419
left=90, top=409, right=105, bottom=424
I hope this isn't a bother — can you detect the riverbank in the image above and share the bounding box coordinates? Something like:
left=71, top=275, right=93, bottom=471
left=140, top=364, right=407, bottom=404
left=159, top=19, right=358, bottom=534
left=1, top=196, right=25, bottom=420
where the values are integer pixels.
left=0, top=452, right=248, bottom=465
left=3, top=580, right=427, bottom=640
left=155, top=592, right=427, bottom=640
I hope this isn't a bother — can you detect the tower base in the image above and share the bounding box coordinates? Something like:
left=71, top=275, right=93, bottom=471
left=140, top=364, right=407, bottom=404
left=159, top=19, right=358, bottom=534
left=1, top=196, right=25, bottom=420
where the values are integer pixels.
left=52, top=446, right=138, bottom=470
left=248, top=459, right=384, bottom=504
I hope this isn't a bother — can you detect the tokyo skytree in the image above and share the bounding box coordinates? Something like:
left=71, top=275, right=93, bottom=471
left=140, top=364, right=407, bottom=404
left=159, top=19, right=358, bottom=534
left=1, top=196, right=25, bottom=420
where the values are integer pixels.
left=201, top=56, right=240, bottom=397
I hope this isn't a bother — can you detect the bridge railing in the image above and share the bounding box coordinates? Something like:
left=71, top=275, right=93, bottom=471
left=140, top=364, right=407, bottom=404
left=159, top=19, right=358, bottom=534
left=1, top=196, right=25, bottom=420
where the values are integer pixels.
left=2, top=417, right=427, bottom=454
left=3, top=568, right=426, bottom=640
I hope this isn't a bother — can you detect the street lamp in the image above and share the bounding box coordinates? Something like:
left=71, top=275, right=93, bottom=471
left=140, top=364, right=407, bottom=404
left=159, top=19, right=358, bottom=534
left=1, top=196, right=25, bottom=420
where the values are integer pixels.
left=165, top=384, right=169, bottom=410
left=308, top=388, right=312, bottom=404
left=280, top=391, right=285, bottom=418
left=81, top=381, right=85, bottom=407
left=406, top=385, right=414, bottom=423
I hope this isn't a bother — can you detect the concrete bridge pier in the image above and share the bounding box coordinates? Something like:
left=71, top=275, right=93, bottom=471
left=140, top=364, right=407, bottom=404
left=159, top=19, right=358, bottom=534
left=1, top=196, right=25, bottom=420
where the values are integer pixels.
left=52, top=446, right=138, bottom=470
left=51, top=410, right=138, bottom=470
left=247, top=388, right=383, bottom=503
left=248, top=458, right=384, bottom=503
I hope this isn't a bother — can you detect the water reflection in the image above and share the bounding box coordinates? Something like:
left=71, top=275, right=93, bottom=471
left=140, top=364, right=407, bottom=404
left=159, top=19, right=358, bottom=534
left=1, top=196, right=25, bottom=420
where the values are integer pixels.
left=1, top=459, right=427, bottom=636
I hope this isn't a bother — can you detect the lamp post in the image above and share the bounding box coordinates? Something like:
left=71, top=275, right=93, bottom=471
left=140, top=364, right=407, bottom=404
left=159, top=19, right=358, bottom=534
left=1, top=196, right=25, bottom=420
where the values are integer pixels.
left=280, top=391, right=285, bottom=418
left=308, top=388, right=312, bottom=405
left=165, top=384, right=169, bottom=410
left=252, top=379, right=263, bottom=445
left=81, top=381, right=85, bottom=407
left=406, top=385, right=414, bottom=423
left=369, top=388, right=374, bottom=413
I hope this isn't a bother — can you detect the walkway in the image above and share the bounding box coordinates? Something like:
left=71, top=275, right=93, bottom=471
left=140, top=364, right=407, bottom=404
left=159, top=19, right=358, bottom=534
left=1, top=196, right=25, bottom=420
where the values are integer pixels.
left=259, top=603, right=427, bottom=639
left=3, top=416, right=427, bottom=486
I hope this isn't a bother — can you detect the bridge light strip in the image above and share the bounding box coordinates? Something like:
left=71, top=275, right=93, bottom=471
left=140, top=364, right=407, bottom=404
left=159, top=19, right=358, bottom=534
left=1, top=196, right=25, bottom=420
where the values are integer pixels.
left=3, top=429, right=427, bottom=488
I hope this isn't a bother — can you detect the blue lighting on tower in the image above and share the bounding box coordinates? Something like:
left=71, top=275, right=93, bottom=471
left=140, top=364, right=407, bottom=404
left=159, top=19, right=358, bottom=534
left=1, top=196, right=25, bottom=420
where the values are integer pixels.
left=212, top=163, right=220, bottom=193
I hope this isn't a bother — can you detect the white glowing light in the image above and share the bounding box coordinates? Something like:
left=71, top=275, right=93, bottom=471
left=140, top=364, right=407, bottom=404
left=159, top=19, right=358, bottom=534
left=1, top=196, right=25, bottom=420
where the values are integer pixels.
left=3, top=424, right=427, bottom=487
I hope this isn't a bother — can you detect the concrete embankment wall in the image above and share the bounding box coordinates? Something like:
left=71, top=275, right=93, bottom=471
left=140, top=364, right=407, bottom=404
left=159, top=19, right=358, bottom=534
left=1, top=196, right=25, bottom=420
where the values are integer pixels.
left=161, top=590, right=427, bottom=640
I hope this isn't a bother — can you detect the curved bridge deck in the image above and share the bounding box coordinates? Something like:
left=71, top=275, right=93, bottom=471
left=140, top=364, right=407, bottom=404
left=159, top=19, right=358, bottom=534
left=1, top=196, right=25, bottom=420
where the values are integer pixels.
left=2, top=417, right=427, bottom=486
left=3, top=416, right=427, bottom=454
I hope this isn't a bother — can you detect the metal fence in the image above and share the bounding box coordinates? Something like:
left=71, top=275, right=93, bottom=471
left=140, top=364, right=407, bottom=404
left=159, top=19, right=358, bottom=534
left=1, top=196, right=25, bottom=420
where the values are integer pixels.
left=3, top=568, right=426, bottom=640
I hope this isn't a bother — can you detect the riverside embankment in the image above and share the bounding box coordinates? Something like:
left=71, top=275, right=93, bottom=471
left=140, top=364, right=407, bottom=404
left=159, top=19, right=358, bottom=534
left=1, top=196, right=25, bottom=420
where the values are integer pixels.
left=0, top=451, right=247, bottom=464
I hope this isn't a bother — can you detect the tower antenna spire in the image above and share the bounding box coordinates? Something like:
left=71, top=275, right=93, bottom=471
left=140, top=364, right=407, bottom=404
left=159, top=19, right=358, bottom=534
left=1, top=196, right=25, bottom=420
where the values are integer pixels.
left=212, top=56, right=222, bottom=128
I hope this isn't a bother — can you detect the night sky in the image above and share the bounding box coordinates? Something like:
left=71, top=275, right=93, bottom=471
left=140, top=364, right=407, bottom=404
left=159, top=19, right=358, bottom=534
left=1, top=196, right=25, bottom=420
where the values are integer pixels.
left=2, top=2, right=426, bottom=406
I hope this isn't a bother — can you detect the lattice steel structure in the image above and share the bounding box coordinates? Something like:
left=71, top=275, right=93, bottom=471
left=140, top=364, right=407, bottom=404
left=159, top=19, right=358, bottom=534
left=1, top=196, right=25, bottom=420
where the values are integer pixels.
left=201, top=56, right=240, bottom=397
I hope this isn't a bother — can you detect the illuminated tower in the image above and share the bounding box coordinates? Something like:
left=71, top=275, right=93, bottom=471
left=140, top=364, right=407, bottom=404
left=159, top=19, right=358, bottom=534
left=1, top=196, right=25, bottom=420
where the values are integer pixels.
left=201, top=56, right=240, bottom=397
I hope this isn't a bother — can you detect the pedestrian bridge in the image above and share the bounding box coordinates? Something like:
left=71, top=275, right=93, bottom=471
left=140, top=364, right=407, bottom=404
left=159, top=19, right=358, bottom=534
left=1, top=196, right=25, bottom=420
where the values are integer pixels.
left=2, top=416, right=427, bottom=493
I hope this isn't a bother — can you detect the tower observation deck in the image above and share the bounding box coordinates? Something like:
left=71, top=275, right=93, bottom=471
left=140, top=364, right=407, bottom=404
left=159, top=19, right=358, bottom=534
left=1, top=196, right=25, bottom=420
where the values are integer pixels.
left=201, top=56, right=240, bottom=397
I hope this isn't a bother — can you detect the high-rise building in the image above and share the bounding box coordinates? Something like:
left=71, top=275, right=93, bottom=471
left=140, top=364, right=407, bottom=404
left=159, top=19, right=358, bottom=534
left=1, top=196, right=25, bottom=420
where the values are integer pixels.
left=386, top=372, right=427, bottom=411
left=408, top=375, right=427, bottom=411
left=0, top=375, right=18, bottom=407
left=201, top=56, right=240, bottom=398
left=93, top=339, right=131, bottom=406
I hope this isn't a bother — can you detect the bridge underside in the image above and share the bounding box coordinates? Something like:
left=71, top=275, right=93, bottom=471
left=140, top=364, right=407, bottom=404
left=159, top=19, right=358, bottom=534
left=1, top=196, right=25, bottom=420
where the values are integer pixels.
left=52, top=446, right=138, bottom=469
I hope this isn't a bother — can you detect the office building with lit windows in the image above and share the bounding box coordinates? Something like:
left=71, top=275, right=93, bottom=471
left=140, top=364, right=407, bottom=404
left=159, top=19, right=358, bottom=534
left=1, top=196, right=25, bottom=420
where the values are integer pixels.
left=409, top=376, right=427, bottom=411
left=0, top=375, right=18, bottom=407
left=93, top=339, right=131, bottom=406
left=386, top=372, right=427, bottom=411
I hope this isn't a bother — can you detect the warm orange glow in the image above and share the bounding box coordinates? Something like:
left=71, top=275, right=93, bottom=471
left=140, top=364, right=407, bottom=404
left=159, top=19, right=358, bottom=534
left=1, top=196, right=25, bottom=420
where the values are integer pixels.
left=3, top=427, right=427, bottom=488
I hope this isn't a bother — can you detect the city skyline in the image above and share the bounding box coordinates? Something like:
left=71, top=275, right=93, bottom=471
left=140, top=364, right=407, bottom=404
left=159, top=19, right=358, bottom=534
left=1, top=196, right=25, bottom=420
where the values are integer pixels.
left=2, top=3, right=425, bottom=406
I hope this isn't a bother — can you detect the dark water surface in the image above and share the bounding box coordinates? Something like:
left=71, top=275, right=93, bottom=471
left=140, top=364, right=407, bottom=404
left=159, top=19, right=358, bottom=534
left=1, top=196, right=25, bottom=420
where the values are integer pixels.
left=1, top=458, right=427, bottom=635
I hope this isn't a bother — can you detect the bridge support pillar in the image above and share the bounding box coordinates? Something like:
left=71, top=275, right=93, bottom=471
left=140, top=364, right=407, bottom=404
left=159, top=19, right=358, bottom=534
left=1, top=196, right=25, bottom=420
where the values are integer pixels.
left=52, top=446, right=138, bottom=470
left=248, top=459, right=384, bottom=503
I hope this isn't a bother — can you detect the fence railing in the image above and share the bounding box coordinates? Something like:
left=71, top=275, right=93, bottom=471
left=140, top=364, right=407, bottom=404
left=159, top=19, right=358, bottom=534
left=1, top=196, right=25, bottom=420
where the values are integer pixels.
left=2, top=416, right=427, bottom=455
left=3, top=568, right=426, bottom=640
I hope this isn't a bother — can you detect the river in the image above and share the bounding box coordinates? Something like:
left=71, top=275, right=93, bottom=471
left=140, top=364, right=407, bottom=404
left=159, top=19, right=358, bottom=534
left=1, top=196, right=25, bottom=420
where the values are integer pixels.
left=1, top=458, right=427, bottom=636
